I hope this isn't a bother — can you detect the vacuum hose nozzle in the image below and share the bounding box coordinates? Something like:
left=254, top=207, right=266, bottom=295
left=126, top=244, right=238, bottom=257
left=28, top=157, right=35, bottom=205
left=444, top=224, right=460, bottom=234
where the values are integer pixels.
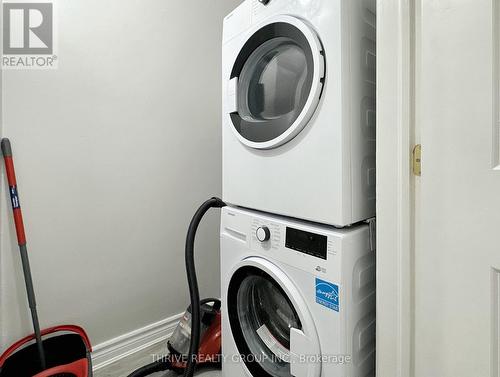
left=184, top=197, right=226, bottom=377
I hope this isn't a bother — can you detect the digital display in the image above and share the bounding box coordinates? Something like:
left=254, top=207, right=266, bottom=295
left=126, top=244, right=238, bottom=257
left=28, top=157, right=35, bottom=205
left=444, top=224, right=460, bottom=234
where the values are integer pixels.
left=285, top=227, right=327, bottom=260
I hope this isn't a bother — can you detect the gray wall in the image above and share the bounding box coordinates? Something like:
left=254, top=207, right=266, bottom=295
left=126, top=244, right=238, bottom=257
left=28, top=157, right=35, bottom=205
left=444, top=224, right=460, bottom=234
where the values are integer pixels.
left=0, top=0, right=241, bottom=348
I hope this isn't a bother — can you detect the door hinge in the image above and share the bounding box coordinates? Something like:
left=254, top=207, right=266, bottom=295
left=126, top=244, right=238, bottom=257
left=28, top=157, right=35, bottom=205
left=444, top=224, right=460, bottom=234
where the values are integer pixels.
left=412, top=144, right=422, bottom=176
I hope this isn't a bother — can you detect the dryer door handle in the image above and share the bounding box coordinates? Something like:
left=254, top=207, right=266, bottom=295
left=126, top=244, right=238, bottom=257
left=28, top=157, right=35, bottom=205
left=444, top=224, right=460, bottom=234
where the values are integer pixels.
left=290, top=328, right=317, bottom=377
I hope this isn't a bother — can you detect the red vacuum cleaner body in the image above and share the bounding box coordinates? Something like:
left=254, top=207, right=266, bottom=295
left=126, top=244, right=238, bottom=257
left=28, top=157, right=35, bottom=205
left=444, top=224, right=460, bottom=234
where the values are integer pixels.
left=127, top=299, right=222, bottom=377
left=167, top=300, right=222, bottom=371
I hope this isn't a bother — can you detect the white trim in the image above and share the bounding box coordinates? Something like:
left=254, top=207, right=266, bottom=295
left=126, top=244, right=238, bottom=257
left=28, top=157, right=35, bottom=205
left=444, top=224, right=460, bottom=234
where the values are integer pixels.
left=492, top=268, right=500, bottom=377
left=91, top=312, right=183, bottom=371
left=376, top=1, right=414, bottom=377
left=494, top=0, right=500, bottom=169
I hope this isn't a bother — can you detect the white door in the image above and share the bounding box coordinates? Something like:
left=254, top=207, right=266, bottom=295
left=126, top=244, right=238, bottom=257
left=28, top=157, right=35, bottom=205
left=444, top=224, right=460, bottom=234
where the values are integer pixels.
left=414, top=0, right=500, bottom=376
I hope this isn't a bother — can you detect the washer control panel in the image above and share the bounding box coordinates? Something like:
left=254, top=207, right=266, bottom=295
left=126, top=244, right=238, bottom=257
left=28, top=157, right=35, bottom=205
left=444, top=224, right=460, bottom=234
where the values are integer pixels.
left=223, top=207, right=343, bottom=279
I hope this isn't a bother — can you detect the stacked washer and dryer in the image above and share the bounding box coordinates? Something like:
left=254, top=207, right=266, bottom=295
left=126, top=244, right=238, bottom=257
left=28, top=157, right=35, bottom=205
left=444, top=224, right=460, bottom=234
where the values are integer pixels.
left=220, top=1, right=376, bottom=376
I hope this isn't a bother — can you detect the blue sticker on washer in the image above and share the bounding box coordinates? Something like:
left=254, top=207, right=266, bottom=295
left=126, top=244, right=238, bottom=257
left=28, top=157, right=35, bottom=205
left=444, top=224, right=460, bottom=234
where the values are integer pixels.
left=315, top=278, right=339, bottom=312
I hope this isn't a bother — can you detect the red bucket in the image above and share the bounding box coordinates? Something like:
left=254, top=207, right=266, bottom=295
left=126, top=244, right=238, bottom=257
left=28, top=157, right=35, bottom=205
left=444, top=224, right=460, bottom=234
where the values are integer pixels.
left=0, top=325, right=92, bottom=377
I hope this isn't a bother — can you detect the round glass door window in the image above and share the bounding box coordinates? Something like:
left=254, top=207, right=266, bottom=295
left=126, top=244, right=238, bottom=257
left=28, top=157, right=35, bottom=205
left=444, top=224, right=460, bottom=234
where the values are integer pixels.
left=229, top=20, right=325, bottom=149
left=227, top=266, right=302, bottom=377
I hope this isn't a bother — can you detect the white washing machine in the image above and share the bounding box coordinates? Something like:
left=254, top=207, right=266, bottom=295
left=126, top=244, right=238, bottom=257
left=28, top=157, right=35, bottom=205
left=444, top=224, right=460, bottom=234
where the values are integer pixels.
left=222, top=0, right=376, bottom=227
left=220, top=206, right=376, bottom=377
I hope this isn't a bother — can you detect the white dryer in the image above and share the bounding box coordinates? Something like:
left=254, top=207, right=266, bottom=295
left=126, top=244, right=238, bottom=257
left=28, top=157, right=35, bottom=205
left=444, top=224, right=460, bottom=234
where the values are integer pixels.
left=220, top=206, right=376, bottom=377
left=222, top=0, right=376, bottom=227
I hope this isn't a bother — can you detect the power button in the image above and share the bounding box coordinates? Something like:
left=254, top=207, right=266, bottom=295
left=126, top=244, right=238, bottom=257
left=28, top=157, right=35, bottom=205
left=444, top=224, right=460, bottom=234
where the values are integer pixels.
left=259, top=0, right=271, bottom=5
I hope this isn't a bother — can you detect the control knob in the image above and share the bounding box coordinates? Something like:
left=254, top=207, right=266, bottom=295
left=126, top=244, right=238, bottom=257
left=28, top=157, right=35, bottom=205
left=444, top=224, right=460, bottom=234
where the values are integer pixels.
left=256, top=226, right=271, bottom=242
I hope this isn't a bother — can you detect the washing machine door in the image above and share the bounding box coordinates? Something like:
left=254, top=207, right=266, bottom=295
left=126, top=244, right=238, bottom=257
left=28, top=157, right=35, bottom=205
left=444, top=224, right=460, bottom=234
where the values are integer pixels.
left=227, top=257, right=321, bottom=377
left=227, top=15, right=325, bottom=150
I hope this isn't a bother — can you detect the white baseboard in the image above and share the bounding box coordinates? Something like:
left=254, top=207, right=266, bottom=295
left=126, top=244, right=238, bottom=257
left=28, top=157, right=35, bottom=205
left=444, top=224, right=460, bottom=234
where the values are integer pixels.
left=92, top=312, right=183, bottom=371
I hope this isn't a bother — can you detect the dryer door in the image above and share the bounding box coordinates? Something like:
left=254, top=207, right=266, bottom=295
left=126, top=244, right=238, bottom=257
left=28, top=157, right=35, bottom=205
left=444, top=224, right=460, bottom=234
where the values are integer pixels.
left=227, top=15, right=325, bottom=150
left=227, top=257, right=321, bottom=377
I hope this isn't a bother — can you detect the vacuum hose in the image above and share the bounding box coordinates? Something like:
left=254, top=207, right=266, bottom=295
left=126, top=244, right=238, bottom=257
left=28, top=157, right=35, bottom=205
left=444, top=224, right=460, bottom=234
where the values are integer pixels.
left=126, top=197, right=226, bottom=377
left=184, top=197, right=226, bottom=377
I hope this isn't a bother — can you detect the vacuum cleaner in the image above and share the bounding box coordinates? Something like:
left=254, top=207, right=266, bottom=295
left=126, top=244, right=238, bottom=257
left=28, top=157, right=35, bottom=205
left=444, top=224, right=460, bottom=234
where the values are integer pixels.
left=128, top=197, right=226, bottom=377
